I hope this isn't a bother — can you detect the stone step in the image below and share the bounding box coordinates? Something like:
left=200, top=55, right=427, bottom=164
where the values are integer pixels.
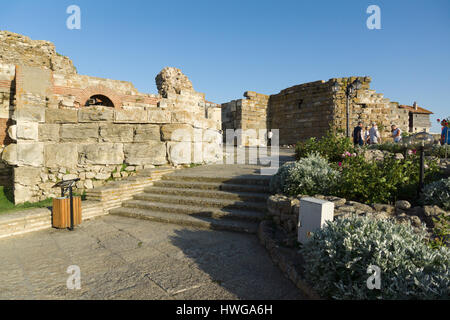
left=161, top=174, right=270, bottom=186
left=132, top=193, right=268, bottom=212
left=143, top=186, right=270, bottom=202
left=109, top=207, right=258, bottom=234
left=121, top=199, right=265, bottom=222
left=153, top=179, right=270, bottom=193
left=221, top=156, right=278, bottom=166
left=0, top=215, right=51, bottom=233
left=136, top=166, right=176, bottom=177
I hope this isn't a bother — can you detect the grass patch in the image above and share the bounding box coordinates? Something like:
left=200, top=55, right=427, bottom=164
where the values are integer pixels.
left=0, top=186, right=53, bottom=214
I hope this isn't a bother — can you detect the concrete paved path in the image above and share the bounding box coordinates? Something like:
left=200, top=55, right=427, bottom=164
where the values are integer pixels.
left=0, top=215, right=304, bottom=300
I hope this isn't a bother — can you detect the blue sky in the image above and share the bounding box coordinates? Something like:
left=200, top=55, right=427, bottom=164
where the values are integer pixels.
left=1, top=0, right=449, bottom=132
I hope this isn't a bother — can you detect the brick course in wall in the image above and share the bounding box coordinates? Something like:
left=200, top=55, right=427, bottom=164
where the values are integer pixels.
left=52, top=85, right=159, bottom=108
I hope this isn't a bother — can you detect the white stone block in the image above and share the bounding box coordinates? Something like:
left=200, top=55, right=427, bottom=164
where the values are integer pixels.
left=16, top=122, right=39, bottom=141
left=7, top=125, right=17, bottom=141
left=298, top=197, right=334, bottom=244
left=17, top=142, right=44, bottom=167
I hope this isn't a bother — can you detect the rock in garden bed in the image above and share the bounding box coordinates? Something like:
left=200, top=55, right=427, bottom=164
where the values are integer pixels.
left=267, top=193, right=449, bottom=240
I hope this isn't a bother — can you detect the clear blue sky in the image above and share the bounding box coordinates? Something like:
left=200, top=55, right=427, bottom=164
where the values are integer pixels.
left=1, top=0, right=449, bottom=132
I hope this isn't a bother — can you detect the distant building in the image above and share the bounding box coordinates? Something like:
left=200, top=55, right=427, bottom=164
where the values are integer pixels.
left=398, top=102, right=433, bottom=133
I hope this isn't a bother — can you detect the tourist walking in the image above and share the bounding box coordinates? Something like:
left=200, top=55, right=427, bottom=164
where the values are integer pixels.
left=369, top=122, right=381, bottom=144
left=362, top=126, right=370, bottom=144
left=352, top=122, right=364, bottom=147
left=391, top=124, right=402, bottom=143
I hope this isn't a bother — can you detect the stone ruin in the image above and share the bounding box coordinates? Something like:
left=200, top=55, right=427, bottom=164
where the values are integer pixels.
left=0, top=31, right=435, bottom=204
left=0, top=31, right=222, bottom=204
left=222, top=78, right=433, bottom=146
left=155, top=67, right=194, bottom=98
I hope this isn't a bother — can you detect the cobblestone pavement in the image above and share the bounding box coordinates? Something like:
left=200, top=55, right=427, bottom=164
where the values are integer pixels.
left=0, top=215, right=304, bottom=300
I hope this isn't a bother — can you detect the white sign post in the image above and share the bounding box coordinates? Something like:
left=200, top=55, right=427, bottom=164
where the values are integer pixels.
left=298, top=197, right=334, bottom=244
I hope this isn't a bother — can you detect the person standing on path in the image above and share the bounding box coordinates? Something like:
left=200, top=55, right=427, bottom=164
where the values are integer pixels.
left=391, top=124, right=402, bottom=143
left=352, top=122, right=364, bottom=147
left=369, top=122, right=381, bottom=145
left=364, top=126, right=371, bottom=145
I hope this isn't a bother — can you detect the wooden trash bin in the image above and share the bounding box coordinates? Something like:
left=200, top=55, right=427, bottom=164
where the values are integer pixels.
left=52, top=197, right=82, bottom=229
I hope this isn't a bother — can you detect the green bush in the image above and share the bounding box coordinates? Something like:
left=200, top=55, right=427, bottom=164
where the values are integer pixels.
left=333, top=153, right=440, bottom=205
left=421, top=177, right=450, bottom=210
left=270, top=153, right=340, bottom=196
left=301, top=216, right=450, bottom=299
left=429, top=213, right=450, bottom=249
left=295, top=129, right=355, bottom=163
left=427, top=144, right=450, bottom=158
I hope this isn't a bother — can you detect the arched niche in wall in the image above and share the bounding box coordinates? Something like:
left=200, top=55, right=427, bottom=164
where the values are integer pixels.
left=75, top=85, right=122, bottom=109
left=85, top=94, right=114, bottom=107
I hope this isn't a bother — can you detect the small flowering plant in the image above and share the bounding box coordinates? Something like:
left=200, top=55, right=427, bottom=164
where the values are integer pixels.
left=341, top=151, right=357, bottom=158
left=437, top=117, right=450, bottom=128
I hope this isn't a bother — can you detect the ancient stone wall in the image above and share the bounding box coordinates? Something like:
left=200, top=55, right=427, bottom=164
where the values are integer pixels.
left=390, top=102, right=410, bottom=133
left=223, top=76, right=411, bottom=145
left=221, top=99, right=242, bottom=141
left=221, top=91, right=269, bottom=146
left=0, top=63, right=15, bottom=187
left=241, top=91, right=269, bottom=146
left=338, top=77, right=409, bottom=141
left=0, top=63, right=222, bottom=204
left=51, top=72, right=159, bottom=109
left=0, top=31, right=77, bottom=74
left=269, top=80, right=335, bottom=145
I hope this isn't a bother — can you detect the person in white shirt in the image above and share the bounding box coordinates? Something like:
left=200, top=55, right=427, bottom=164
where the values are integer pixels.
left=369, top=122, right=381, bottom=144
left=364, top=126, right=370, bottom=145
left=391, top=124, right=402, bottom=143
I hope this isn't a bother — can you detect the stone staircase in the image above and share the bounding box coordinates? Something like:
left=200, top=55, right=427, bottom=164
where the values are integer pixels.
left=110, top=166, right=272, bottom=234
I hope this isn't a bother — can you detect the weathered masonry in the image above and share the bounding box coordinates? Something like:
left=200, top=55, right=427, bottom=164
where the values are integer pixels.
left=0, top=31, right=222, bottom=204
left=222, top=77, right=433, bottom=146
left=398, top=102, right=433, bottom=133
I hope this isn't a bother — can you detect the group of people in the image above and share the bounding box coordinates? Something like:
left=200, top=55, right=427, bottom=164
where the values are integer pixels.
left=352, top=122, right=402, bottom=146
